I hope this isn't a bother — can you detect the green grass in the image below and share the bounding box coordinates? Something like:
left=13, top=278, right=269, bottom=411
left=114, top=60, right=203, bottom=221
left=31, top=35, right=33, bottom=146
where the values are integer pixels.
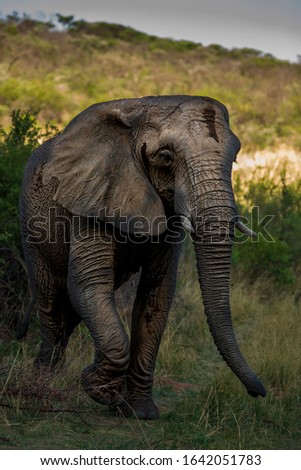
left=1, top=248, right=300, bottom=449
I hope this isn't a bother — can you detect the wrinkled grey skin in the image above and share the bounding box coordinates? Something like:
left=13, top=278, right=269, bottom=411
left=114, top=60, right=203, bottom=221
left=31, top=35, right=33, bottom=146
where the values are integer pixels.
left=18, top=96, right=265, bottom=420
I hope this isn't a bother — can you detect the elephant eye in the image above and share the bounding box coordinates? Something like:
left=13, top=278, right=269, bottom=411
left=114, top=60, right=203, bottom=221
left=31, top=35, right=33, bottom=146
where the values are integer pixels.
left=159, top=149, right=174, bottom=166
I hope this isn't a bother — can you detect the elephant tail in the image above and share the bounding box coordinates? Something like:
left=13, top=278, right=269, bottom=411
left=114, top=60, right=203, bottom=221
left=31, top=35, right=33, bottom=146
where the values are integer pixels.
left=16, top=297, right=36, bottom=340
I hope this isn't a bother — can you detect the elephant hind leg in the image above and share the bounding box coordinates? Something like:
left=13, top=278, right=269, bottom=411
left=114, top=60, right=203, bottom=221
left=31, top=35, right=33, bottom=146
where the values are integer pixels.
left=35, top=272, right=81, bottom=370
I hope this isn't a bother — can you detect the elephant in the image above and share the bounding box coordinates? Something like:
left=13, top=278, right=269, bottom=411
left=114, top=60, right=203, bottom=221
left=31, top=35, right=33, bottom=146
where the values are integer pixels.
left=18, top=95, right=266, bottom=420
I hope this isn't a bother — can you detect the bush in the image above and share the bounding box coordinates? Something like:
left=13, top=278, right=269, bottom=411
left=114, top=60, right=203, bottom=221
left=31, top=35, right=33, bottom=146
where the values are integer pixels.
left=0, top=109, right=58, bottom=332
left=233, top=169, right=301, bottom=284
left=0, top=109, right=58, bottom=248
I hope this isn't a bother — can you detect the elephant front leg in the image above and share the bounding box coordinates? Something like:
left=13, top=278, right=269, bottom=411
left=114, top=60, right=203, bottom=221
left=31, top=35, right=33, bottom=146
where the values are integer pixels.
left=67, top=239, right=130, bottom=407
left=118, top=242, right=181, bottom=419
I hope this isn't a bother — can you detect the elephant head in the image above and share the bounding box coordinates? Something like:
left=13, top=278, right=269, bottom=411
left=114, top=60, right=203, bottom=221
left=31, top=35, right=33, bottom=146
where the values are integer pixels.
left=43, top=95, right=265, bottom=398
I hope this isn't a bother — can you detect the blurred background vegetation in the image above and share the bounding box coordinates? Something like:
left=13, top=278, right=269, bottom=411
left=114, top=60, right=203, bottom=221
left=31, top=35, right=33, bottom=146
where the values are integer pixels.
left=0, top=13, right=301, bottom=449
left=0, top=13, right=301, bottom=150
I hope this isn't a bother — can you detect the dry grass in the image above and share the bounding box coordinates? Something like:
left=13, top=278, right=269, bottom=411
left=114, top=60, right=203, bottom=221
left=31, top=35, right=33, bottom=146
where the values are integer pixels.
left=1, top=256, right=301, bottom=449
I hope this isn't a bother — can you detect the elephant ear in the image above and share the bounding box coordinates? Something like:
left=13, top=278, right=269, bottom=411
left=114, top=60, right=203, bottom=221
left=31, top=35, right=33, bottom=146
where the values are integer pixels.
left=43, top=101, right=166, bottom=235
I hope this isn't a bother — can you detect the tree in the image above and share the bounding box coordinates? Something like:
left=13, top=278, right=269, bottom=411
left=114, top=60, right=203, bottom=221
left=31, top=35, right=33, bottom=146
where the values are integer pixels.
left=56, top=13, right=75, bottom=30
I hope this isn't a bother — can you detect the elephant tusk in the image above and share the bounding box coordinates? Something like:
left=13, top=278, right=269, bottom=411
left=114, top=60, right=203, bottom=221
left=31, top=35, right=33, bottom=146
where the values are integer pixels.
left=180, top=215, right=195, bottom=234
left=236, top=220, right=257, bottom=238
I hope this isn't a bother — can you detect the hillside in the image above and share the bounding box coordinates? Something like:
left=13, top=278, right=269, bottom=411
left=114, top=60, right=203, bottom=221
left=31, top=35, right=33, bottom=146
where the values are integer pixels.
left=0, top=14, right=301, bottom=151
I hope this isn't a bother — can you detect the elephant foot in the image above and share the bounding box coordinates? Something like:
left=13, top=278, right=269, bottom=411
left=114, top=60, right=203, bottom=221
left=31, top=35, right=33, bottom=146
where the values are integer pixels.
left=114, top=396, right=159, bottom=420
left=81, top=364, right=127, bottom=406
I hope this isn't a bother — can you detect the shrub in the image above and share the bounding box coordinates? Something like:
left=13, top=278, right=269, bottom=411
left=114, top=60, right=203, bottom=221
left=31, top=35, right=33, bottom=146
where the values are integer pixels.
left=0, top=109, right=58, bottom=249
left=233, top=169, right=301, bottom=284
left=0, top=109, right=58, bottom=332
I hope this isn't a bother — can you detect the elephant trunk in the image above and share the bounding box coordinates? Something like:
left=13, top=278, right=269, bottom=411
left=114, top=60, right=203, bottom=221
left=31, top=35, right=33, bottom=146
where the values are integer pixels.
left=192, top=200, right=266, bottom=397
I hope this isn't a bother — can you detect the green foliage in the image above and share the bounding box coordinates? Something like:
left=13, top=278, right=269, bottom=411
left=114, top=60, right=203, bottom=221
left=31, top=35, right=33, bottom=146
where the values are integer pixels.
left=0, top=109, right=58, bottom=248
left=56, top=14, right=75, bottom=29
left=233, top=170, right=301, bottom=284
left=70, top=20, right=151, bottom=43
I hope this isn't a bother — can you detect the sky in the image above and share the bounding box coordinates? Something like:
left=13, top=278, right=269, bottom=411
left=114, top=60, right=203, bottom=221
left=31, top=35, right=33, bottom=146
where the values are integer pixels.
left=0, top=0, right=300, bottom=62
